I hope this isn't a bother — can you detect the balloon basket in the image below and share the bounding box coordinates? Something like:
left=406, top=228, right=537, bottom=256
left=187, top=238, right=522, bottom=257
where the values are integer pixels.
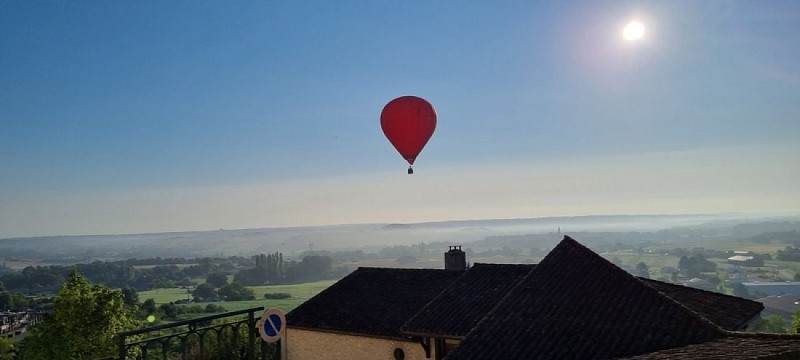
left=408, top=166, right=414, bottom=175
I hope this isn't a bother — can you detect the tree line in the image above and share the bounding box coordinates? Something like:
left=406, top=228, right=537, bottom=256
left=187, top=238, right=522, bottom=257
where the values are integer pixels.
left=234, top=252, right=334, bottom=285
left=777, top=246, right=800, bottom=262
left=0, top=253, right=334, bottom=300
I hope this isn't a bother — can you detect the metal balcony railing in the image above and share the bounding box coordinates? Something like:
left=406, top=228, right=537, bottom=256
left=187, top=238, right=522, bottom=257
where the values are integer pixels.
left=115, top=307, right=279, bottom=360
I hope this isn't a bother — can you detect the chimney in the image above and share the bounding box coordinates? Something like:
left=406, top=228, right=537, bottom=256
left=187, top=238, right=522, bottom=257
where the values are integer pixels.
left=445, top=245, right=467, bottom=270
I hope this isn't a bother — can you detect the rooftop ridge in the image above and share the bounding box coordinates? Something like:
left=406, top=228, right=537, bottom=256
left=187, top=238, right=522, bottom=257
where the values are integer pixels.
left=446, top=236, right=729, bottom=359
left=554, top=236, right=729, bottom=335
left=640, top=277, right=764, bottom=330
left=401, top=263, right=535, bottom=338
left=725, top=331, right=800, bottom=339
left=353, top=266, right=454, bottom=272
left=639, top=277, right=763, bottom=304
left=457, top=259, right=544, bottom=335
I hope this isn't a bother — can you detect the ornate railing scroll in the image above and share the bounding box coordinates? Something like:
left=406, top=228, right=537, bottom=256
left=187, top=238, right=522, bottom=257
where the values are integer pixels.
left=116, top=306, right=277, bottom=360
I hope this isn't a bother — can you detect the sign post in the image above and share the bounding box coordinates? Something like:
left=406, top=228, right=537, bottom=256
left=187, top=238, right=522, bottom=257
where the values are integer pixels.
left=258, top=308, right=286, bottom=343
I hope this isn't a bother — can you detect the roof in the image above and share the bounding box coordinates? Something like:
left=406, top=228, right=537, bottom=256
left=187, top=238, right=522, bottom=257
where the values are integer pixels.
left=728, top=255, right=755, bottom=261
left=445, top=236, right=726, bottom=360
left=756, top=295, right=800, bottom=318
left=642, top=278, right=764, bottom=330
left=286, top=267, right=463, bottom=339
left=285, top=236, right=770, bottom=358
left=402, top=263, right=535, bottom=338
left=742, top=282, right=800, bottom=287
left=620, top=334, right=800, bottom=359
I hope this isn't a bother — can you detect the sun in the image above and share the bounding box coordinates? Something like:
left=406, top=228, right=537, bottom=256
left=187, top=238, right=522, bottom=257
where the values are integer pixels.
left=623, top=21, right=645, bottom=41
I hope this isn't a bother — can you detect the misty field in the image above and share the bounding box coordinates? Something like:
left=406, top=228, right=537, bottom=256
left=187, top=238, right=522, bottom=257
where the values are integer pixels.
left=139, top=280, right=337, bottom=313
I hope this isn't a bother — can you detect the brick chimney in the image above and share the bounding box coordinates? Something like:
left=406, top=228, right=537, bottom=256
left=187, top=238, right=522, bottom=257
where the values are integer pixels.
left=445, top=245, right=467, bottom=270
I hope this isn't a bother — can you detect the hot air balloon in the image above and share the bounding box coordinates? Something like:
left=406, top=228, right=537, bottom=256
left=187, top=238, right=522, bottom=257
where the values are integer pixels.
left=380, top=96, right=437, bottom=174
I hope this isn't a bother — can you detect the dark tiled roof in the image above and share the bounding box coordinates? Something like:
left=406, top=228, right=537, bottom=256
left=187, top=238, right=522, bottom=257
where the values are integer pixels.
left=621, top=334, right=800, bottom=359
left=286, top=267, right=463, bottom=339
left=642, top=278, right=764, bottom=331
left=446, top=236, right=726, bottom=360
left=756, top=295, right=800, bottom=319
left=402, top=263, right=535, bottom=338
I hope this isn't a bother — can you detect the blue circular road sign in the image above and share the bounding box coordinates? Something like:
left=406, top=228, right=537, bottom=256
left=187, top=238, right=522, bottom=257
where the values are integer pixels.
left=259, top=308, right=286, bottom=343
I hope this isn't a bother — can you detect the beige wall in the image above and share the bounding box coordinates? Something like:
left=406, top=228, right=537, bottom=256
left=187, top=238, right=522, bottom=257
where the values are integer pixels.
left=286, top=328, right=434, bottom=360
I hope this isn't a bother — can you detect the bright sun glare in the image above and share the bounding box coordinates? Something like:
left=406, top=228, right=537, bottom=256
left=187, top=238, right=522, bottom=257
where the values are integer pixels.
left=623, top=21, right=645, bottom=41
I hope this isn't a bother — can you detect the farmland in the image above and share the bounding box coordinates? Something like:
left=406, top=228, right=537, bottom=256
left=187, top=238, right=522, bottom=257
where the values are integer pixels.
left=139, top=280, right=337, bottom=314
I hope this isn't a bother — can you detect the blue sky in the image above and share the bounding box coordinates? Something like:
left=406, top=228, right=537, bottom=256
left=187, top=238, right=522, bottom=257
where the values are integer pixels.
left=1, top=1, right=799, bottom=237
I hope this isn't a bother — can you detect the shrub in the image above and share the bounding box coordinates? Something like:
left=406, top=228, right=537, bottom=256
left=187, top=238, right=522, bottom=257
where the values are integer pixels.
left=263, top=292, right=291, bottom=300
left=184, top=305, right=205, bottom=314
left=205, top=304, right=227, bottom=313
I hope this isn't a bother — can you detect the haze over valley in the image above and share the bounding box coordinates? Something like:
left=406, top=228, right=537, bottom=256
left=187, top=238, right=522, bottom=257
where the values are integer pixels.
left=1, top=212, right=797, bottom=262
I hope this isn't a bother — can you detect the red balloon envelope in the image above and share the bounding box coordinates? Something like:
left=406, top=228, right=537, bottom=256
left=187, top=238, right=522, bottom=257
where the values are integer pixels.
left=380, top=96, right=437, bottom=172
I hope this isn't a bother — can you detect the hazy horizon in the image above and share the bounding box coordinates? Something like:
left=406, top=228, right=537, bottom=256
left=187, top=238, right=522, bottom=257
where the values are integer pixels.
left=2, top=209, right=799, bottom=240
left=2, top=212, right=799, bottom=261
left=2, top=2, right=798, bottom=238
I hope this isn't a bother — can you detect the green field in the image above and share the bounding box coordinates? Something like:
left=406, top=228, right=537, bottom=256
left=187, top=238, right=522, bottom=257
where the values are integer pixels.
left=139, top=280, right=337, bottom=314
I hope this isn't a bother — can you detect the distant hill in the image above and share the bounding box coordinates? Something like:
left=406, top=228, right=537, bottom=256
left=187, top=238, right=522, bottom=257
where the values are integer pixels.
left=1, top=213, right=797, bottom=260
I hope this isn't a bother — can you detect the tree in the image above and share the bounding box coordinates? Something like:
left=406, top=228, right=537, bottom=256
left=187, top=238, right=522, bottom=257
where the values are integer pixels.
left=159, top=303, right=178, bottom=320
left=235, top=252, right=289, bottom=285
left=287, top=256, right=332, bottom=282
left=0, top=291, right=12, bottom=311
left=0, top=338, right=14, bottom=360
left=635, top=262, right=650, bottom=278
left=141, top=298, right=157, bottom=315
left=205, top=303, right=226, bottom=313
left=751, top=315, right=787, bottom=333
left=794, top=312, right=800, bottom=333
left=218, top=282, right=255, bottom=301
left=678, top=254, right=717, bottom=277
left=193, top=283, right=218, bottom=302
left=17, top=269, right=140, bottom=360
left=206, top=272, right=229, bottom=288
left=121, top=286, right=139, bottom=307
left=678, top=256, right=695, bottom=276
